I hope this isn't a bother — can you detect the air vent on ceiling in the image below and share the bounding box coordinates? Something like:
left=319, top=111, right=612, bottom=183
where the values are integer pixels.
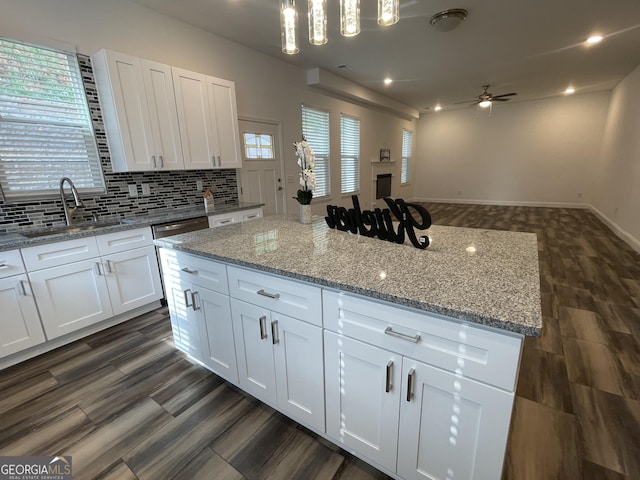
left=336, top=64, right=353, bottom=70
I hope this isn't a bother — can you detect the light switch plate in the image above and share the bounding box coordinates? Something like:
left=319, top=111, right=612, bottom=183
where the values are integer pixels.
left=141, top=183, right=151, bottom=196
left=196, top=180, right=203, bottom=191
left=128, top=184, right=138, bottom=197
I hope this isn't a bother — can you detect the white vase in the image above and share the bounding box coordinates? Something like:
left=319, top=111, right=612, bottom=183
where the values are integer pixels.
left=299, top=204, right=312, bottom=224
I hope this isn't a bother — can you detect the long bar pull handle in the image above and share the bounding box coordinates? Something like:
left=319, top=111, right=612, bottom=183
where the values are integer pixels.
left=211, top=156, right=216, bottom=165
left=217, top=155, right=221, bottom=166
left=181, top=267, right=198, bottom=275
left=271, top=320, right=279, bottom=345
left=192, top=291, right=200, bottom=311
left=385, top=361, right=393, bottom=393
left=158, top=155, right=164, bottom=168
left=152, top=155, right=156, bottom=168
left=184, top=289, right=193, bottom=309
left=16, top=280, right=28, bottom=296
left=105, top=260, right=113, bottom=274
left=94, top=262, right=103, bottom=276
left=406, top=368, right=415, bottom=402
left=259, top=315, right=268, bottom=339
left=384, top=326, right=421, bottom=343
left=257, top=289, right=280, bottom=300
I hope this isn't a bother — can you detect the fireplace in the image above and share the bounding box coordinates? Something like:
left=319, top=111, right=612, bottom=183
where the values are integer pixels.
left=376, top=174, right=392, bottom=199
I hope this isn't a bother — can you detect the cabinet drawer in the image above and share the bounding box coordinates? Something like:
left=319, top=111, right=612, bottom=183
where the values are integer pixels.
left=208, top=212, right=236, bottom=228
left=0, top=249, right=25, bottom=278
left=97, top=227, right=153, bottom=255
left=238, top=208, right=262, bottom=222
left=228, top=266, right=322, bottom=327
left=323, top=290, right=523, bottom=392
left=161, top=249, right=228, bottom=295
left=22, top=237, right=100, bottom=271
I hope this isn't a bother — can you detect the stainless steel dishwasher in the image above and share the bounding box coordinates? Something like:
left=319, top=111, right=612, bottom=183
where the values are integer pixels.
left=151, top=216, right=209, bottom=239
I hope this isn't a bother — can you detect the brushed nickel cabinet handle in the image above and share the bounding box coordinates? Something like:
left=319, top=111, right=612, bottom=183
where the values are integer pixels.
left=385, top=361, right=393, bottom=393
left=217, top=155, right=221, bottom=166
left=181, top=267, right=198, bottom=275
left=406, top=368, right=415, bottom=402
left=152, top=155, right=156, bottom=168
left=385, top=326, right=420, bottom=343
left=192, top=291, right=200, bottom=311
left=257, top=289, right=280, bottom=300
left=105, top=260, right=113, bottom=274
left=158, top=155, right=164, bottom=167
left=271, top=320, right=279, bottom=345
left=16, top=280, right=28, bottom=296
left=184, top=289, right=193, bottom=309
left=259, top=315, right=268, bottom=339
left=94, top=262, right=103, bottom=276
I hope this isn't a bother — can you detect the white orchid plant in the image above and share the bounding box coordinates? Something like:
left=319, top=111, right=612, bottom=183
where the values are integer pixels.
left=293, top=137, right=316, bottom=205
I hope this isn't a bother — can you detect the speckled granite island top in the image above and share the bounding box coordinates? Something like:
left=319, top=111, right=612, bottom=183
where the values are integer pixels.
left=155, top=215, right=542, bottom=336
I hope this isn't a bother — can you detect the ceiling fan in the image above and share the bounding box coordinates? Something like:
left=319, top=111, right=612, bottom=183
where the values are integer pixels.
left=456, top=85, right=517, bottom=108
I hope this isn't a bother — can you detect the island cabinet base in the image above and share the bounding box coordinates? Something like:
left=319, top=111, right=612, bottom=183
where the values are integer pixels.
left=158, top=249, right=524, bottom=480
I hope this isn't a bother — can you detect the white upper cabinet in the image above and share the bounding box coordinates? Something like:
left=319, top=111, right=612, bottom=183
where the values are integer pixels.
left=173, top=67, right=242, bottom=170
left=93, top=50, right=242, bottom=172
left=92, top=50, right=184, bottom=172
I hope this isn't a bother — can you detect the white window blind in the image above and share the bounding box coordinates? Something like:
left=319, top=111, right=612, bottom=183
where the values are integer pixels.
left=401, top=129, right=413, bottom=184
left=340, top=114, right=360, bottom=194
left=0, top=38, right=104, bottom=200
left=302, top=105, right=330, bottom=197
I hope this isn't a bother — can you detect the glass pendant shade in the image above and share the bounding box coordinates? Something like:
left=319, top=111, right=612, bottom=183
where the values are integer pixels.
left=308, top=0, right=328, bottom=45
left=378, top=0, right=399, bottom=26
left=281, top=0, right=299, bottom=54
left=479, top=100, right=492, bottom=108
left=340, top=0, right=360, bottom=37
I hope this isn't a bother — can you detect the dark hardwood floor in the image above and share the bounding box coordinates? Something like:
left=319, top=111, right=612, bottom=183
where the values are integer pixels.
left=1, top=203, right=639, bottom=479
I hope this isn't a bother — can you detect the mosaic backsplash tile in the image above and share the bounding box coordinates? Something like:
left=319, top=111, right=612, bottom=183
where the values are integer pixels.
left=0, top=54, right=239, bottom=234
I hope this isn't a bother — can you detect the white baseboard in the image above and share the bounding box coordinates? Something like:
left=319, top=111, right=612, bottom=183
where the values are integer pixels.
left=588, top=204, right=640, bottom=254
left=411, top=197, right=589, bottom=209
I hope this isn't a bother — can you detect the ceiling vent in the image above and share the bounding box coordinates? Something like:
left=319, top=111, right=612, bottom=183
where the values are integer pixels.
left=336, top=64, right=353, bottom=71
left=429, top=9, right=468, bottom=32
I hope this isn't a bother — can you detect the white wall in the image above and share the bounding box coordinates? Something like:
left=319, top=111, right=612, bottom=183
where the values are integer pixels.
left=591, top=64, right=640, bottom=250
left=0, top=0, right=416, bottom=214
left=413, top=93, right=610, bottom=206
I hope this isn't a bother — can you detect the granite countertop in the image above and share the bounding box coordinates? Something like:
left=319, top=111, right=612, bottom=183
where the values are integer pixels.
left=0, top=202, right=263, bottom=251
left=155, top=215, right=543, bottom=336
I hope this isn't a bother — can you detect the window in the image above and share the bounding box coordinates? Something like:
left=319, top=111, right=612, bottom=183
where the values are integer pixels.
left=301, top=105, right=329, bottom=197
left=243, top=132, right=274, bottom=159
left=340, top=114, right=360, bottom=194
left=0, top=38, right=103, bottom=200
left=401, top=129, right=413, bottom=184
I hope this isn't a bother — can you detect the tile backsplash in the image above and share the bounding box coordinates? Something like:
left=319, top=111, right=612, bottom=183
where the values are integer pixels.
left=0, top=54, right=238, bottom=234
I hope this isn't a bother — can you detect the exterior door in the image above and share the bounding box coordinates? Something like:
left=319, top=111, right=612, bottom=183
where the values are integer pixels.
left=238, top=119, right=284, bottom=215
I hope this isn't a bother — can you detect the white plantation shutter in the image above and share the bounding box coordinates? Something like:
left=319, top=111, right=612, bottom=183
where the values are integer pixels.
left=340, top=114, right=360, bottom=194
left=302, top=105, right=330, bottom=197
left=0, top=38, right=104, bottom=200
left=401, top=128, right=413, bottom=184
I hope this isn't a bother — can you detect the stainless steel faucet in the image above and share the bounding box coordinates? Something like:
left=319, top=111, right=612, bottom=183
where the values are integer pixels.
left=59, top=177, right=85, bottom=225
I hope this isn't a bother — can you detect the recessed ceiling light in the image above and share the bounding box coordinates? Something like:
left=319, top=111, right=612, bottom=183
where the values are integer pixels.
left=434, top=105, right=442, bottom=111
left=586, top=35, right=603, bottom=45
left=384, top=78, right=393, bottom=85
left=564, top=87, right=575, bottom=95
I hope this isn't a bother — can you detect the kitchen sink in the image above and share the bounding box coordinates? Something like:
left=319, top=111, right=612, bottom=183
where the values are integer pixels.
left=21, top=221, right=122, bottom=238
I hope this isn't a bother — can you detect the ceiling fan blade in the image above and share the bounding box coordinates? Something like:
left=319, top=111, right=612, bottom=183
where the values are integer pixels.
left=493, top=98, right=512, bottom=102
left=492, top=93, right=517, bottom=99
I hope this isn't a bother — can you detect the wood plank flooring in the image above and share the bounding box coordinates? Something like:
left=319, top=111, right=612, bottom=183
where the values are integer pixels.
left=1, top=203, right=639, bottom=479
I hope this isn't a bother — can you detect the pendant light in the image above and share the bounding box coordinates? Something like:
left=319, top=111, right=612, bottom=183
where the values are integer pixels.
left=308, top=0, right=328, bottom=45
left=340, top=0, right=360, bottom=37
left=378, top=0, right=399, bottom=26
left=280, top=0, right=299, bottom=54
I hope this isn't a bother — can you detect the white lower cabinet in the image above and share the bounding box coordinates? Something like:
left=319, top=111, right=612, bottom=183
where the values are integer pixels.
left=0, top=274, right=46, bottom=357
left=324, top=331, right=401, bottom=473
left=231, top=297, right=325, bottom=431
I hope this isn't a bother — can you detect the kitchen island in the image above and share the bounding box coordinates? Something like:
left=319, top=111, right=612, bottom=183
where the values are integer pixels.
left=155, top=214, right=542, bottom=480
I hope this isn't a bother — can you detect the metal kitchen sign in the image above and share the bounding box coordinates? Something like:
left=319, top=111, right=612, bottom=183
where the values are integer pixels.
left=324, top=195, right=432, bottom=249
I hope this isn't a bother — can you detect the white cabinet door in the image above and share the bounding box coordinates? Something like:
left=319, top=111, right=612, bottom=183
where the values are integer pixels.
left=195, top=286, right=238, bottom=384
left=92, top=50, right=155, bottom=172
left=102, top=245, right=163, bottom=316
left=0, top=275, right=46, bottom=357
left=324, top=331, right=401, bottom=472
left=207, top=77, right=242, bottom=168
left=397, top=357, right=514, bottom=480
left=273, top=312, right=324, bottom=431
left=140, top=59, right=184, bottom=170
left=164, top=274, right=202, bottom=360
left=172, top=67, right=217, bottom=170
left=28, top=259, right=113, bottom=340
left=231, top=298, right=277, bottom=404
